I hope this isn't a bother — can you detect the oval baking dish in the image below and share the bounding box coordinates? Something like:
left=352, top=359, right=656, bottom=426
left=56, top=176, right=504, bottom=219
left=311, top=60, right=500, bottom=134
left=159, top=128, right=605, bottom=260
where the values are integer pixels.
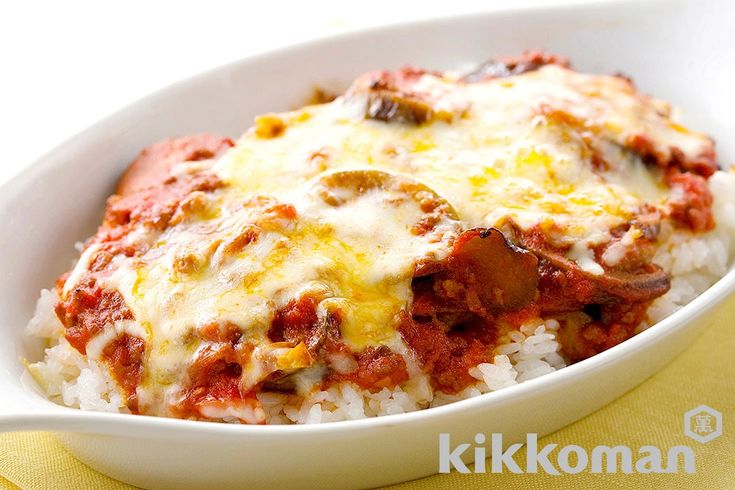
left=0, top=0, right=733, bottom=488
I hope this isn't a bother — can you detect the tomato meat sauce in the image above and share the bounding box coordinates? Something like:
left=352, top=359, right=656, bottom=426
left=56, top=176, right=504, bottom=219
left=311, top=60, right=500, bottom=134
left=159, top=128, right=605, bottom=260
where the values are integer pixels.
left=54, top=134, right=233, bottom=414
left=44, top=62, right=722, bottom=418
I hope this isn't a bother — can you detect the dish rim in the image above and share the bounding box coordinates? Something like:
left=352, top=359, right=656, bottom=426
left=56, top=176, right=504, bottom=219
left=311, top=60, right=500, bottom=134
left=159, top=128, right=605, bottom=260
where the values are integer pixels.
left=2, top=0, right=732, bottom=438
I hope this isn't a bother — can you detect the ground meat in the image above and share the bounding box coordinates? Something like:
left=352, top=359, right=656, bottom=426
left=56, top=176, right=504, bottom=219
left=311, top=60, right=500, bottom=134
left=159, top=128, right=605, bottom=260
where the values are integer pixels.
left=101, top=333, right=145, bottom=412
left=104, top=171, right=223, bottom=229
left=54, top=276, right=143, bottom=413
left=53, top=134, right=235, bottom=416
left=556, top=301, right=650, bottom=362
left=268, top=294, right=324, bottom=353
left=404, top=220, right=672, bottom=381
left=55, top=278, right=133, bottom=354
left=115, top=133, right=233, bottom=196
left=398, top=312, right=493, bottom=394
left=626, top=133, right=718, bottom=178
left=198, top=322, right=243, bottom=344
left=269, top=293, right=410, bottom=392
left=507, top=222, right=671, bottom=361
left=331, top=346, right=410, bottom=390
left=104, top=134, right=232, bottom=229
left=175, top=341, right=248, bottom=419
left=665, top=168, right=715, bottom=232
left=398, top=228, right=540, bottom=393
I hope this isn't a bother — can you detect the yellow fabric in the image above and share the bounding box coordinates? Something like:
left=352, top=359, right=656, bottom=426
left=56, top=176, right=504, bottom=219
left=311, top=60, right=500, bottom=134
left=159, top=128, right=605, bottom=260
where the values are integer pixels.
left=1, top=307, right=733, bottom=489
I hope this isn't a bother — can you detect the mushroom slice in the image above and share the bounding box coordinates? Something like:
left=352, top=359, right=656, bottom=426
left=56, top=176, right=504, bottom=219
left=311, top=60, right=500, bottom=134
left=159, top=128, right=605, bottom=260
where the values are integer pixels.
left=314, top=169, right=461, bottom=237
left=508, top=222, right=671, bottom=305
left=532, top=244, right=670, bottom=304
left=347, top=67, right=468, bottom=124
left=461, top=50, right=570, bottom=83
left=315, top=170, right=454, bottom=212
left=434, top=228, right=539, bottom=312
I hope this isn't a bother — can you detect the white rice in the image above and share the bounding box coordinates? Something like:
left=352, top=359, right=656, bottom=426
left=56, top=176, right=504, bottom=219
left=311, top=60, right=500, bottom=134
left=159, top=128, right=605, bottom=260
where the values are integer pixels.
left=25, top=170, right=735, bottom=423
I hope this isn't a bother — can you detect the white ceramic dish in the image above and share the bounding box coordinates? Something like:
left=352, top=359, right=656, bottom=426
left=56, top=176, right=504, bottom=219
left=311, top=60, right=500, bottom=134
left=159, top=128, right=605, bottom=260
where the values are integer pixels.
left=1, top=0, right=734, bottom=488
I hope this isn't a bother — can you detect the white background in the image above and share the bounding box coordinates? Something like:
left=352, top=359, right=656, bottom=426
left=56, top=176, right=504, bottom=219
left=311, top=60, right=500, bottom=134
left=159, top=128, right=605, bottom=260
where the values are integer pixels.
left=0, top=0, right=585, bottom=185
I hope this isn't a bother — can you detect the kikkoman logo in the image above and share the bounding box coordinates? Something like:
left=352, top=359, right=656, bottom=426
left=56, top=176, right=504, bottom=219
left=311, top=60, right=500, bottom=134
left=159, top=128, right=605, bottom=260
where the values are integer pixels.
left=684, top=405, right=723, bottom=444
left=439, top=405, right=723, bottom=475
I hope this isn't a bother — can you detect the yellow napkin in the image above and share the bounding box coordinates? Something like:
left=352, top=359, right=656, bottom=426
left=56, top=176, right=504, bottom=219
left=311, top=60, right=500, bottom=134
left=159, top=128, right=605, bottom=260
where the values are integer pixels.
left=1, top=303, right=733, bottom=489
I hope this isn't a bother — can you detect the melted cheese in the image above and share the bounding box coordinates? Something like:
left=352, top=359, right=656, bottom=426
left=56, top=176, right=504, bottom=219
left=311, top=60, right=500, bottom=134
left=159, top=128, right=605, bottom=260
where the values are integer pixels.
left=216, top=67, right=688, bottom=244
left=103, top=175, right=459, bottom=413
left=66, top=64, right=712, bottom=416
